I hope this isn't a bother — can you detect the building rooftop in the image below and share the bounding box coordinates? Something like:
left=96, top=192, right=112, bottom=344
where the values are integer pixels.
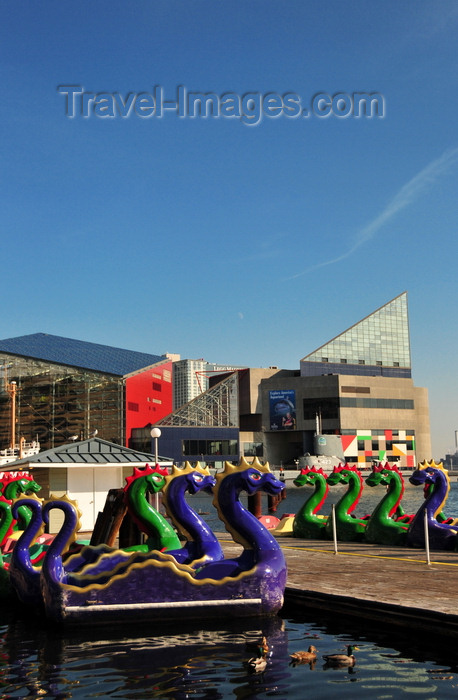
left=301, top=292, right=411, bottom=378
left=0, top=333, right=166, bottom=376
left=7, top=437, right=170, bottom=466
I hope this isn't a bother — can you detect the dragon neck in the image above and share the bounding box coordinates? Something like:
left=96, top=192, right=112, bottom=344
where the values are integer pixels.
left=0, top=500, right=13, bottom=546
left=42, top=501, right=79, bottom=583
left=215, top=474, right=280, bottom=553
left=424, top=471, right=449, bottom=518
left=335, top=472, right=363, bottom=517
left=126, top=478, right=181, bottom=551
left=11, top=499, right=43, bottom=574
left=164, top=478, right=216, bottom=544
left=373, top=473, right=404, bottom=519
left=297, top=477, right=329, bottom=519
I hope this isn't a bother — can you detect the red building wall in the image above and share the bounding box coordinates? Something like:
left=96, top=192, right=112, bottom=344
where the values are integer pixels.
left=124, top=360, right=173, bottom=446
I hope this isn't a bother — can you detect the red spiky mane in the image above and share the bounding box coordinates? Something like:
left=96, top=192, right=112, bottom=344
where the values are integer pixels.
left=373, top=461, right=403, bottom=477
left=300, top=466, right=327, bottom=477
left=123, top=463, right=168, bottom=491
left=0, top=471, right=33, bottom=486
left=331, top=462, right=360, bottom=474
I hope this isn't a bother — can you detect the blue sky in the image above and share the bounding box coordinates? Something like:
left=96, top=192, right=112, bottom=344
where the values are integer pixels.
left=1, top=1, right=457, bottom=459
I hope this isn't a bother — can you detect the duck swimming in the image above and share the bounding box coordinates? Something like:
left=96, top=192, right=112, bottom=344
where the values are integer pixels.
left=246, top=636, right=269, bottom=672
left=289, top=645, right=318, bottom=665
left=245, top=636, right=269, bottom=655
left=323, top=645, right=359, bottom=668
left=247, top=653, right=267, bottom=673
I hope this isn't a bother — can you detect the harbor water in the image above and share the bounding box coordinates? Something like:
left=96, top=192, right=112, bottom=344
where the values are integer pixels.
left=3, top=606, right=458, bottom=698
left=3, top=481, right=458, bottom=698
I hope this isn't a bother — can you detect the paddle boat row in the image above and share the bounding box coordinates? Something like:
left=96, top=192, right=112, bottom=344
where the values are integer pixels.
left=274, top=460, right=458, bottom=551
left=7, top=458, right=287, bottom=626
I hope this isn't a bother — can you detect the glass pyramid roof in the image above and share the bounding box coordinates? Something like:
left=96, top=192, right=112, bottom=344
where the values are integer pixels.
left=301, top=292, right=411, bottom=369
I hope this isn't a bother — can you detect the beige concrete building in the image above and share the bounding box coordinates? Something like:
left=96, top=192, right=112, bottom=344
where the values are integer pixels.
left=242, top=293, right=431, bottom=469
left=256, top=371, right=430, bottom=468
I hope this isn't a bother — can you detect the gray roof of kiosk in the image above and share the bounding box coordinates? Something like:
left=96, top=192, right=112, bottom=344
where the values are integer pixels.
left=6, top=438, right=169, bottom=467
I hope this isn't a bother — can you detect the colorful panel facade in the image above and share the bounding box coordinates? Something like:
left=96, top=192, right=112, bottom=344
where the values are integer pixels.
left=341, top=429, right=416, bottom=469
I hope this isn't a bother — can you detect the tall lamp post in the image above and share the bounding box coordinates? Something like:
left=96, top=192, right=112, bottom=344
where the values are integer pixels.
left=150, top=427, right=162, bottom=511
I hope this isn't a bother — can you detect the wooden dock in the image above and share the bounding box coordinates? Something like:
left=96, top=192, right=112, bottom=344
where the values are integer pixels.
left=218, top=535, right=458, bottom=638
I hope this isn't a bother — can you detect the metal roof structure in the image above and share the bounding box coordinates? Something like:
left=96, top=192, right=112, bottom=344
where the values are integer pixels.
left=0, top=333, right=165, bottom=376
left=7, top=438, right=169, bottom=467
left=157, top=372, right=239, bottom=428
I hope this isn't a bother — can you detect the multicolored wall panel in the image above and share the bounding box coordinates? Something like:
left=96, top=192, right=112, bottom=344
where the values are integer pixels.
left=341, top=429, right=416, bottom=468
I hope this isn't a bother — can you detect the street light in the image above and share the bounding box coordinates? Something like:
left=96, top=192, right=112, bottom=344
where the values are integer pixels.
left=150, top=427, right=162, bottom=512
left=150, top=427, right=162, bottom=466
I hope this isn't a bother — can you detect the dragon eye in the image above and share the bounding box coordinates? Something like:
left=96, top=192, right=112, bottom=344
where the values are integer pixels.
left=250, top=472, right=261, bottom=481
left=194, top=475, right=203, bottom=482
left=152, top=475, right=163, bottom=483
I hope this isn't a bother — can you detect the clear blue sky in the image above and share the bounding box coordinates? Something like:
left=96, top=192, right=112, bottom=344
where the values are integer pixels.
left=1, top=1, right=457, bottom=460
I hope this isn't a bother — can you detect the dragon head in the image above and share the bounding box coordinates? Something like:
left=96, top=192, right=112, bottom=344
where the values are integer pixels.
left=164, top=462, right=216, bottom=495
left=366, top=462, right=403, bottom=487
left=293, top=466, right=327, bottom=488
left=326, top=463, right=361, bottom=486
left=409, top=460, right=446, bottom=487
left=123, top=463, right=168, bottom=496
left=0, top=472, right=41, bottom=501
left=213, top=457, right=284, bottom=501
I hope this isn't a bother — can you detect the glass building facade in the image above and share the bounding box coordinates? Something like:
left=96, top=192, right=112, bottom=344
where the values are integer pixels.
left=0, top=354, right=123, bottom=450
left=301, top=292, right=411, bottom=378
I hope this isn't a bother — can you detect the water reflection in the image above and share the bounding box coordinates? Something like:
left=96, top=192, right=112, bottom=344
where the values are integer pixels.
left=1, top=609, right=458, bottom=698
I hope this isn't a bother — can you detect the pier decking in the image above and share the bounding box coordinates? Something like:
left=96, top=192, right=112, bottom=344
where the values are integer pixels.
left=218, top=535, right=458, bottom=638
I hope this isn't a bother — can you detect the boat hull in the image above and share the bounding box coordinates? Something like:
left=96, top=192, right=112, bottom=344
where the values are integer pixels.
left=41, top=549, right=287, bottom=626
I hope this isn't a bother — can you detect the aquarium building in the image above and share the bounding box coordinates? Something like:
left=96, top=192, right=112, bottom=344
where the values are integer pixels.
left=152, top=293, right=431, bottom=469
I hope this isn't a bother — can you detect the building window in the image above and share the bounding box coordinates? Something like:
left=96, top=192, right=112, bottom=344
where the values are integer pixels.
left=152, top=382, right=162, bottom=392
left=340, top=398, right=414, bottom=410
left=182, top=439, right=238, bottom=456
left=128, top=402, right=139, bottom=412
left=341, top=386, right=371, bottom=394
left=243, top=442, right=263, bottom=457
left=303, top=398, right=339, bottom=421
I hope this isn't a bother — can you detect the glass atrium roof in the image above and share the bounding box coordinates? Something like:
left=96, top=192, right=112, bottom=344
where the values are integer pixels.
left=0, top=333, right=165, bottom=376
left=301, top=292, right=411, bottom=369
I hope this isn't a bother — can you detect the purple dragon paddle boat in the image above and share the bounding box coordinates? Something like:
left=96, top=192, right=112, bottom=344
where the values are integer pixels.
left=7, top=463, right=221, bottom=606
left=407, top=460, right=458, bottom=551
left=39, top=458, right=287, bottom=626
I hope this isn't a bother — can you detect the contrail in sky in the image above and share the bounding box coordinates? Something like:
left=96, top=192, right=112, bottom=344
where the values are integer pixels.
left=288, top=146, right=458, bottom=279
